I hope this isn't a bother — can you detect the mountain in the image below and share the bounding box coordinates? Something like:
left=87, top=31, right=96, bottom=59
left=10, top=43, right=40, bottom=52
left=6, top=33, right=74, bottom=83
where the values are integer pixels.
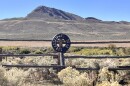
left=26, top=6, right=84, bottom=21
left=0, top=5, right=130, bottom=41
left=85, top=17, right=102, bottom=23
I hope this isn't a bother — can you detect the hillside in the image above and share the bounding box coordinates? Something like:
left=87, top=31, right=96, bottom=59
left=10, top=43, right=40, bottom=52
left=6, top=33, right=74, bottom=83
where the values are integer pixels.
left=0, top=6, right=130, bottom=41
left=26, top=6, right=84, bottom=21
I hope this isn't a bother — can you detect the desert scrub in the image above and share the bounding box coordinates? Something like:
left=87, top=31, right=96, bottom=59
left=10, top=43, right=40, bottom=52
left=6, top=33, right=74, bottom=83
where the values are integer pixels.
left=2, top=56, right=57, bottom=65
left=99, top=58, right=119, bottom=68
left=4, top=67, right=59, bottom=86
left=5, top=68, right=30, bottom=86
left=2, top=46, right=19, bottom=51
left=65, top=58, right=99, bottom=68
left=33, top=49, right=44, bottom=54
left=65, top=58, right=120, bottom=68
left=23, top=56, right=57, bottom=65
left=97, top=67, right=121, bottom=86
left=45, top=47, right=53, bottom=53
left=75, top=48, right=114, bottom=56
left=1, top=46, right=20, bottom=54
left=96, top=81, right=120, bottom=86
left=68, top=47, right=83, bottom=52
left=58, top=67, right=96, bottom=86
left=70, top=46, right=130, bottom=56
left=0, top=66, right=8, bottom=86
left=123, top=47, right=130, bottom=55
left=116, top=48, right=126, bottom=56
left=19, top=48, right=31, bottom=54
left=2, top=57, right=23, bottom=65
left=119, top=58, right=130, bottom=66
left=117, top=58, right=130, bottom=81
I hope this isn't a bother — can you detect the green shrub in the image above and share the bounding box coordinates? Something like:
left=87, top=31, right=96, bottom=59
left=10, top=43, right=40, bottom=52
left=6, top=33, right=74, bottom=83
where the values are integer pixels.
left=116, top=48, right=125, bottom=56
left=69, top=47, right=83, bottom=52
left=124, top=48, right=130, bottom=55
left=19, top=49, right=31, bottom=54
left=45, top=47, right=53, bottom=53
left=33, top=50, right=43, bottom=54
left=98, top=49, right=113, bottom=55
left=75, top=48, right=114, bottom=55
left=2, top=46, right=19, bottom=51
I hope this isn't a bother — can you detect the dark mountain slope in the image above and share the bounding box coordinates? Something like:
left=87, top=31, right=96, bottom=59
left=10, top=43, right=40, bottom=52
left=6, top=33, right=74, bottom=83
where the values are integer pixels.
left=26, top=6, right=84, bottom=21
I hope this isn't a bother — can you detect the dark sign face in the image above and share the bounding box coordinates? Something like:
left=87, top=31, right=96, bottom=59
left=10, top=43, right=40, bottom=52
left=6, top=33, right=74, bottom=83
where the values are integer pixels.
left=52, top=33, right=71, bottom=53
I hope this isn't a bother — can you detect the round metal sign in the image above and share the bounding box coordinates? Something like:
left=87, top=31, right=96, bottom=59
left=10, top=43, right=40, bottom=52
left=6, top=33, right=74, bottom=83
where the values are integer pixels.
left=52, top=33, right=71, bottom=53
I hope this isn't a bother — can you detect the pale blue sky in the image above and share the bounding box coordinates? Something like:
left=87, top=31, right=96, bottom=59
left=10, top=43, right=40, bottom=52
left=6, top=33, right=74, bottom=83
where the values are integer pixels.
left=0, top=0, right=130, bottom=21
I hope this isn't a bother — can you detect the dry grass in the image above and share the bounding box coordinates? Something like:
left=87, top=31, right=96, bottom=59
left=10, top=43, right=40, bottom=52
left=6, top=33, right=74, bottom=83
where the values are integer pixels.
left=0, top=46, right=130, bottom=86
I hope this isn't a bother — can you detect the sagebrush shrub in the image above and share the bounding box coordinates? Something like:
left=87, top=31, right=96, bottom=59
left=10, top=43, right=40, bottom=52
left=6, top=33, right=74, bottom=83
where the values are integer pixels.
left=19, top=49, right=31, bottom=54
left=58, top=67, right=95, bottom=86
left=0, top=66, right=8, bottom=86
left=97, top=67, right=121, bottom=86
left=33, top=49, right=43, bottom=54
left=5, top=68, right=30, bottom=86
left=96, top=81, right=120, bottom=86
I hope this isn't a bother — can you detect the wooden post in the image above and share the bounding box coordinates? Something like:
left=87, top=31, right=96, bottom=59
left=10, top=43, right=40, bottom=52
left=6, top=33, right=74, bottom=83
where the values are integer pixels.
left=52, top=52, right=65, bottom=72
left=60, top=52, right=65, bottom=66
left=58, top=38, right=65, bottom=66
left=57, top=53, right=60, bottom=65
left=0, top=48, right=2, bottom=61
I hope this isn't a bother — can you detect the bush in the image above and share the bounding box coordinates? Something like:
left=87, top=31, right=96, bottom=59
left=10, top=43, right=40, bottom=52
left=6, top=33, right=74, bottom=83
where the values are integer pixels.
left=97, top=67, right=121, bottom=86
left=75, top=48, right=114, bottom=55
left=5, top=68, right=30, bottom=86
left=124, top=48, right=130, bottom=55
left=0, top=67, right=8, bottom=86
left=19, top=49, right=31, bottom=54
left=116, top=48, right=125, bottom=56
left=45, top=47, right=53, bottom=53
left=33, top=50, right=43, bottom=54
left=69, top=47, right=83, bottom=52
left=2, top=46, right=19, bottom=51
left=23, top=56, right=56, bottom=65
left=58, top=67, right=94, bottom=86
left=1, top=46, right=20, bottom=54
left=96, top=81, right=120, bottom=86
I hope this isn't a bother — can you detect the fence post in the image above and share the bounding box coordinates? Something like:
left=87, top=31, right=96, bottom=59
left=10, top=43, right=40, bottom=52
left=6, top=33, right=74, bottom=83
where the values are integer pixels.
left=60, top=52, right=65, bottom=66
left=57, top=53, right=60, bottom=65
left=0, top=48, right=2, bottom=61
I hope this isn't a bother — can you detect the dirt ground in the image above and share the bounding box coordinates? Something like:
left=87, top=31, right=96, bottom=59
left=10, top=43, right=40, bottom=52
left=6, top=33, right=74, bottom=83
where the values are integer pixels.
left=0, top=41, right=130, bottom=47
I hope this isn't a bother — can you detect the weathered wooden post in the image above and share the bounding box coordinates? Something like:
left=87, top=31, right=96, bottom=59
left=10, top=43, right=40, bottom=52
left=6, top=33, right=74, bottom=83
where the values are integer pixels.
left=59, top=52, right=65, bottom=66
left=52, top=33, right=71, bottom=67
left=0, top=48, right=2, bottom=61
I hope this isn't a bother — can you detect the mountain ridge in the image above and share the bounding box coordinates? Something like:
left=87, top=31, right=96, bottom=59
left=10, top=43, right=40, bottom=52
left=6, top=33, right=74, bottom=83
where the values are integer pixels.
left=1, top=5, right=130, bottom=23
left=26, top=6, right=84, bottom=21
left=0, top=5, right=130, bottom=41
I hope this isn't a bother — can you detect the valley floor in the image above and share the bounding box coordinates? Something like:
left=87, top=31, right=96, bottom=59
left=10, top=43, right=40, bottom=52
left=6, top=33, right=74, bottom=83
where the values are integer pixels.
left=0, top=41, right=130, bottom=47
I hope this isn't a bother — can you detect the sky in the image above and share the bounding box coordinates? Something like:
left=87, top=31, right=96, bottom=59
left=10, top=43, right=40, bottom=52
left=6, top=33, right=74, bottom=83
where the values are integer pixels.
left=0, top=0, right=130, bottom=21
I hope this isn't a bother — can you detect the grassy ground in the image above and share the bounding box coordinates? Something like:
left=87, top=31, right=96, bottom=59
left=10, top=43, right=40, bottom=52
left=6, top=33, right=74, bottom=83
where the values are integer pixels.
left=0, top=45, right=130, bottom=86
